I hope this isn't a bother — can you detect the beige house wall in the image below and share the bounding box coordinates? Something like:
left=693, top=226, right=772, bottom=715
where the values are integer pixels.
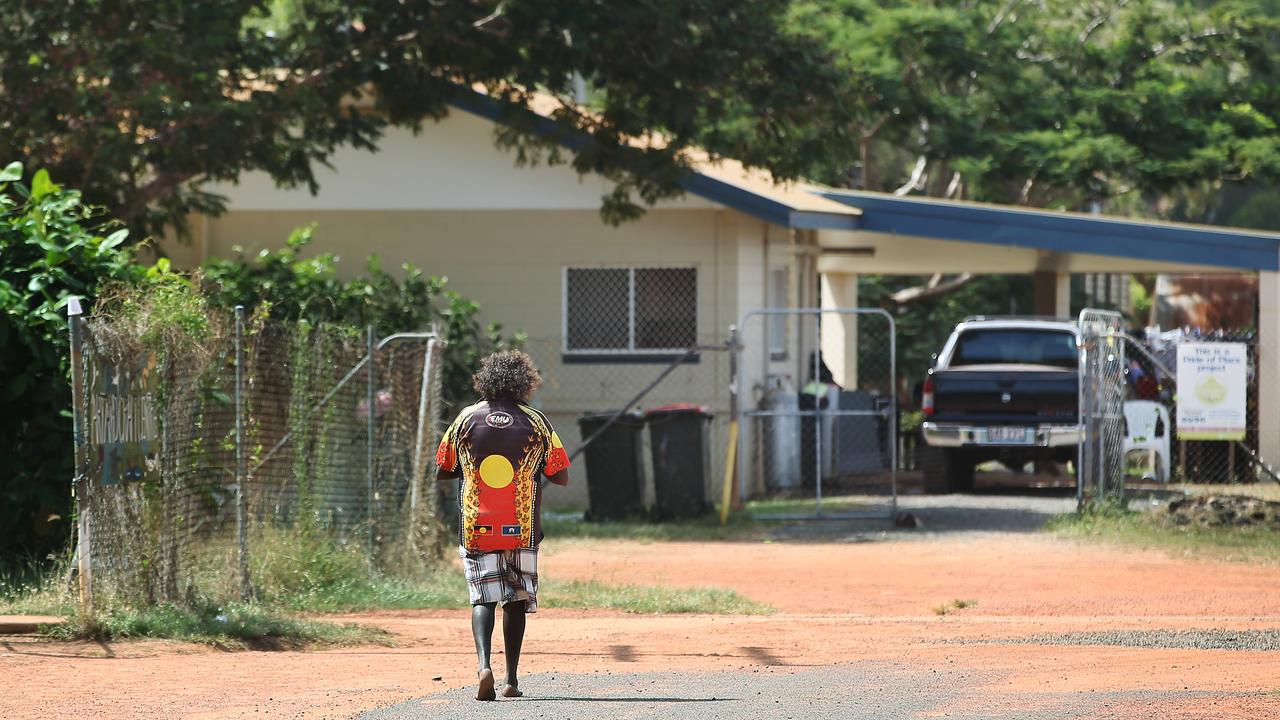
left=199, top=207, right=732, bottom=337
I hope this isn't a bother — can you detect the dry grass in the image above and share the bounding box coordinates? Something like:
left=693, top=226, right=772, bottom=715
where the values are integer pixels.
left=1170, top=483, right=1280, bottom=503
left=932, top=599, right=978, bottom=616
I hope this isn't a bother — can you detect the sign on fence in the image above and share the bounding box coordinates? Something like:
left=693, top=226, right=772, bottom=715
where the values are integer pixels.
left=87, top=352, right=160, bottom=485
left=1177, top=342, right=1248, bottom=441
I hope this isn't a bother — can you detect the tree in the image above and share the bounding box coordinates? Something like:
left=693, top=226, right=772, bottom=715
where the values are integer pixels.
left=1, top=0, right=849, bottom=240
left=0, top=162, right=141, bottom=559
left=788, top=1, right=1280, bottom=337
left=789, top=0, right=1280, bottom=212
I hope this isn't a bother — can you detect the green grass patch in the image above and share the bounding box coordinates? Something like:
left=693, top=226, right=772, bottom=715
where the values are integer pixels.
left=745, top=494, right=887, bottom=517
left=0, top=559, right=75, bottom=617
left=544, top=494, right=892, bottom=543
left=8, top=518, right=776, bottom=647
left=1047, top=502, right=1280, bottom=563
left=543, top=578, right=773, bottom=615
left=543, top=511, right=760, bottom=543
left=50, top=602, right=388, bottom=649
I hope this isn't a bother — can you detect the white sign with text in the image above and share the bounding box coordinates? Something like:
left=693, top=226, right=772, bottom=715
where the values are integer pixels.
left=1176, top=342, right=1247, bottom=441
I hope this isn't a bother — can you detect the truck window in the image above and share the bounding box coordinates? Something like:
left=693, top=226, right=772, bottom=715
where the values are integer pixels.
left=950, top=329, right=1078, bottom=368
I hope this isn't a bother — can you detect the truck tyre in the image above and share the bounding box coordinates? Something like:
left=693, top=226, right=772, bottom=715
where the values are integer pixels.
left=921, top=446, right=975, bottom=494
left=944, top=449, right=976, bottom=493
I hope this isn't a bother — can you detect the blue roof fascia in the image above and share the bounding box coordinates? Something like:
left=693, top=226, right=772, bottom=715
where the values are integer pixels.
left=789, top=210, right=862, bottom=231
left=448, top=90, right=587, bottom=153
left=677, top=173, right=859, bottom=230
left=447, top=90, right=856, bottom=230
left=822, top=192, right=1280, bottom=271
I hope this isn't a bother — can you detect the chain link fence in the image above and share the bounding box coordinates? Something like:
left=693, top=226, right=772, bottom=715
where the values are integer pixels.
left=737, top=309, right=898, bottom=520
left=1077, top=309, right=1127, bottom=505
left=1122, top=327, right=1278, bottom=487
left=521, top=334, right=732, bottom=518
left=70, top=307, right=446, bottom=612
left=1078, top=308, right=1279, bottom=506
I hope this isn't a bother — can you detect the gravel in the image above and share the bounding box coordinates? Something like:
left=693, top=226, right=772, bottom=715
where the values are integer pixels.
left=757, top=490, right=1078, bottom=542
left=971, top=629, right=1280, bottom=652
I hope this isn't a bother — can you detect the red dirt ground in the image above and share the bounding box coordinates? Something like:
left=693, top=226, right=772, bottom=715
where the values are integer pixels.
left=4, top=533, right=1279, bottom=719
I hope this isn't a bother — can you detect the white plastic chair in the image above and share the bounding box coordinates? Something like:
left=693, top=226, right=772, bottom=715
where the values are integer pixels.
left=1123, top=400, right=1171, bottom=483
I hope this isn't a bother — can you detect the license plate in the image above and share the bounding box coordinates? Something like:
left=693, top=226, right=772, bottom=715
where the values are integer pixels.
left=986, top=426, right=1029, bottom=443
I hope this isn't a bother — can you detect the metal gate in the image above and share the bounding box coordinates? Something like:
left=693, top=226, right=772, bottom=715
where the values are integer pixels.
left=1077, top=308, right=1127, bottom=506
left=733, top=308, right=897, bottom=520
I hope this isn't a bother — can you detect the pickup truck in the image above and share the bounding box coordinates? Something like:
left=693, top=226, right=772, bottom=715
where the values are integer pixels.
left=920, top=318, right=1081, bottom=492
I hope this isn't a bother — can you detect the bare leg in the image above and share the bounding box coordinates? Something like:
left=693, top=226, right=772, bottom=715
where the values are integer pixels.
left=471, top=603, right=497, bottom=700
left=501, top=601, right=526, bottom=697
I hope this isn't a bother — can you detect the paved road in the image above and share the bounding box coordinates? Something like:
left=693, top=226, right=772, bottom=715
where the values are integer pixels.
left=355, top=663, right=1261, bottom=720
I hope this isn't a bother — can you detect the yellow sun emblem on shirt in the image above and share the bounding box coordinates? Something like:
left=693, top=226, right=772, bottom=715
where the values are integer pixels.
left=479, top=454, right=515, bottom=489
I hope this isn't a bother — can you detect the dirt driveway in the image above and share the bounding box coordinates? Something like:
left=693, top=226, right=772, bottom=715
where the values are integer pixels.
left=4, top=496, right=1279, bottom=719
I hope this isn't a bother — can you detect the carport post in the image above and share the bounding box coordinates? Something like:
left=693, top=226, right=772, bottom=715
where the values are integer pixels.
left=1259, top=271, right=1280, bottom=466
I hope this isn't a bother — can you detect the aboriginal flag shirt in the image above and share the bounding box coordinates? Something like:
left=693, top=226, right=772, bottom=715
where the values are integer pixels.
left=436, top=400, right=570, bottom=551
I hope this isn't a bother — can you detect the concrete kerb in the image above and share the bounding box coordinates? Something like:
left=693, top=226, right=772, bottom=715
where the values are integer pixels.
left=0, top=616, right=63, bottom=634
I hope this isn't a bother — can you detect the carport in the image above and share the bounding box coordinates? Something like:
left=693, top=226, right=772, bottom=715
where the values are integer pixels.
left=808, top=190, right=1280, bottom=465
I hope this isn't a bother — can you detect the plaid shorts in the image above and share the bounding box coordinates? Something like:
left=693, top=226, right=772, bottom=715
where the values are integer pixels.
left=459, top=546, right=539, bottom=613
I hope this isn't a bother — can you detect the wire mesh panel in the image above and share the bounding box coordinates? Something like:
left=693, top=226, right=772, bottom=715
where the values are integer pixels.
left=521, top=334, right=731, bottom=517
left=73, top=310, right=445, bottom=610
left=524, top=263, right=733, bottom=518
left=737, top=308, right=897, bottom=520
left=1077, top=308, right=1127, bottom=505
left=1121, top=328, right=1277, bottom=487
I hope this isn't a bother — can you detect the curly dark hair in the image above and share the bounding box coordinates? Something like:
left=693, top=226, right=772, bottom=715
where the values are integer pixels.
left=472, top=350, right=542, bottom=402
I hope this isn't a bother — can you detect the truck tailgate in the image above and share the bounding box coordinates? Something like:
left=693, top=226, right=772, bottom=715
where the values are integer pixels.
left=931, top=366, right=1078, bottom=423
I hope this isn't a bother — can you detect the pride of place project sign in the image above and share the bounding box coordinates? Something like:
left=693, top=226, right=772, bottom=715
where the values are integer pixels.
left=1176, top=342, right=1248, bottom=441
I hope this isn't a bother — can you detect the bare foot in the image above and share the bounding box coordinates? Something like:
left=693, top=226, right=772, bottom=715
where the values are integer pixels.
left=501, top=683, right=523, bottom=698
left=476, top=669, right=496, bottom=701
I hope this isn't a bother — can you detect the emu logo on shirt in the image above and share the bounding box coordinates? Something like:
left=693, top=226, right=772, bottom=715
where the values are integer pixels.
left=485, top=411, right=514, bottom=428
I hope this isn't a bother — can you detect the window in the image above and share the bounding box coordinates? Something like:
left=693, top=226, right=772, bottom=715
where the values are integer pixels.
left=564, top=267, right=697, bottom=354
left=768, top=266, right=790, bottom=359
left=950, top=329, right=1078, bottom=369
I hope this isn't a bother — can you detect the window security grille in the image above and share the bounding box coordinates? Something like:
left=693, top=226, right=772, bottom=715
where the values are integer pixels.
left=564, top=267, right=697, bottom=353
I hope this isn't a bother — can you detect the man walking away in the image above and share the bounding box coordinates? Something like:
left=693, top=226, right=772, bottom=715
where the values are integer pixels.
left=436, top=350, right=570, bottom=700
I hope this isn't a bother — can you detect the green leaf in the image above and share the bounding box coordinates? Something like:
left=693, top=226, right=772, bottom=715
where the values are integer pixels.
left=0, top=161, right=21, bottom=182
left=31, top=169, right=59, bottom=200
left=101, top=229, right=129, bottom=250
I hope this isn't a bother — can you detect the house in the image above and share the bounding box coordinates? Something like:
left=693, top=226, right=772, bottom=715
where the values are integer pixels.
left=162, top=92, right=860, bottom=507
left=162, top=88, right=1280, bottom=506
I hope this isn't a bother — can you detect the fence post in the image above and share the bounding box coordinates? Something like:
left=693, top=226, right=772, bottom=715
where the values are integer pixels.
left=68, top=298, right=92, bottom=618
left=366, top=325, right=376, bottom=563
left=410, top=336, right=437, bottom=529
left=234, top=306, right=250, bottom=601
left=721, top=325, right=740, bottom=524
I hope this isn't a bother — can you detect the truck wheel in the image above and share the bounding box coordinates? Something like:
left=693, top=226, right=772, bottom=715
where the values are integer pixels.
left=944, top=450, right=976, bottom=493
left=922, top=447, right=975, bottom=493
